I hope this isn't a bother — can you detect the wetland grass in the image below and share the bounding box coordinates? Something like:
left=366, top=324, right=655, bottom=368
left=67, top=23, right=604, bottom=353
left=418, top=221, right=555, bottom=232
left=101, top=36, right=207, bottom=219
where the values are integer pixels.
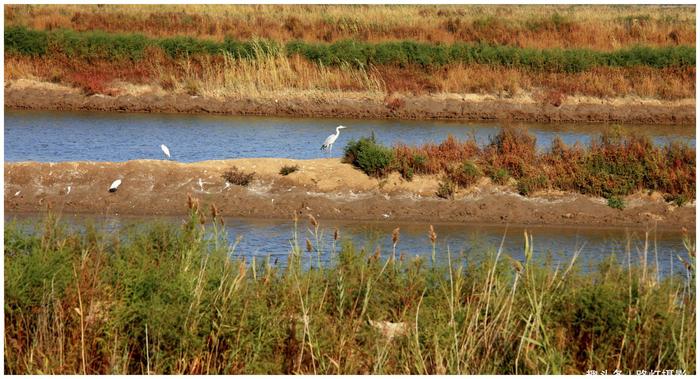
left=4, top=209, right=696, bottom=374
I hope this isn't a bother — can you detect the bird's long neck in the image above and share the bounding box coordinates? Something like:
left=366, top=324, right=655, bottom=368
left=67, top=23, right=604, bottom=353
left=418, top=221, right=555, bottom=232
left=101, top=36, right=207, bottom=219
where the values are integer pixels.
left=335, top=127, right=342, bottom=136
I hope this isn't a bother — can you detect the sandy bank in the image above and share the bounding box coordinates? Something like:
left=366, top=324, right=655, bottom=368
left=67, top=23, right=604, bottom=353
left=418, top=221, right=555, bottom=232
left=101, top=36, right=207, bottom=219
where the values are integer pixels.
left=4, top=79, right=695, bottom=125
left=4, top=159, right=695, bottom=229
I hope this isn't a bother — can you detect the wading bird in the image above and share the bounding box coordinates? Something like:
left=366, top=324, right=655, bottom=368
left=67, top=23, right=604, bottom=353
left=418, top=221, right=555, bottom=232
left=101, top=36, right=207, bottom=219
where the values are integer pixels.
left=109, top=179, right=122, bottom=193
left=321, top=125, right=347, bottom=154
left=161, top=144, right=171, bottom=159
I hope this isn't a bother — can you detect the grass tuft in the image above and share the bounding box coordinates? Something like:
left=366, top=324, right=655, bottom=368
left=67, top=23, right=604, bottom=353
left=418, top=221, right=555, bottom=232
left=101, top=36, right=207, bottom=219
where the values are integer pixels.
left=279, top=164, right=300, bottom=176
left=222, top=165, right=255, bottom=186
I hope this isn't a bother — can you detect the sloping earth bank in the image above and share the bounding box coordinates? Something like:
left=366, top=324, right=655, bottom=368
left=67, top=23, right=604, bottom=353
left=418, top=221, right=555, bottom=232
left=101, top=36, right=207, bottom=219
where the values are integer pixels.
left=4, top=159, right=695, bottom=229
left=4, top=79, right=695, bottom=125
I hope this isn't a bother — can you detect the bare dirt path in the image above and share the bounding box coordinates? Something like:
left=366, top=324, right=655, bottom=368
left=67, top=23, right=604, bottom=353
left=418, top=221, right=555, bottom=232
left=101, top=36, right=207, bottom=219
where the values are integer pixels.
left=5, top=79, right=695, bottom=125
left=5, top=159, right=695, bottom=230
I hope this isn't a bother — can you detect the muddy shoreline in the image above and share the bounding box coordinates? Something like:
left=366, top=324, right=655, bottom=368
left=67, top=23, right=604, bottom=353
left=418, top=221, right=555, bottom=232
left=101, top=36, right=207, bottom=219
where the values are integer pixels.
left=4, top=80, right=696, bottom=125
left=5, top=159, right=695, bottom=230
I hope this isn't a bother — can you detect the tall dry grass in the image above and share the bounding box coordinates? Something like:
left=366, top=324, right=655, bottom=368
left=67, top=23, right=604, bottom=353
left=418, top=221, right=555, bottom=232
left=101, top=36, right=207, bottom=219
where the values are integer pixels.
left=5, top=45, right=386, bottom=98
left=5, top=53, right=694, bottom=100
left=4, top=209, right=696, bottom=374
left=4, top=4, right=695, bottom=49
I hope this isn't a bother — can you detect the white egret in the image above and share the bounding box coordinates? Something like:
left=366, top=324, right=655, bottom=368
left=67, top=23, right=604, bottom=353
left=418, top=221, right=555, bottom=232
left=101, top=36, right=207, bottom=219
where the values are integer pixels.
left=161, top=144, right=171, bottom=159
left=321, top=125, right=347, bottom=153
left=109, top=179, right=122, bottom=193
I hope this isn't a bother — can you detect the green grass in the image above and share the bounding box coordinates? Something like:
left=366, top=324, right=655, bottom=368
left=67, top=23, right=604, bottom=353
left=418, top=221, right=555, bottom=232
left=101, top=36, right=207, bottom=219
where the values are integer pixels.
left=5, top=26, right=695, bottom=72
left=4, top=210, right=696, bottom=374
left=4, top=26, right=279, bottom=61
left=288, top=39, right=696, bottom=72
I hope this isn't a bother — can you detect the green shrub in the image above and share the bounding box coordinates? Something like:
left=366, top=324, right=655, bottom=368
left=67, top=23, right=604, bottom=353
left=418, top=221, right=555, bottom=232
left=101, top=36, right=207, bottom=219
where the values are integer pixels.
left=574, top=134, right=653, bottom=198
left=450, top=160, right=482, bottom=188
left=412, top=154, right=428, bottom=170
left=666, top=194, right=688, bottom=207
left=402, top=167, right=414, bottom=181
left=344, top=134, right=394, bottom=177
left=607, top=196, right=625, bottom=210
left=517, top=174, right=549, bottom=196
left=490, top=168, right=510, bottom=185
left=357, top=144, right=394, bottom=178
left=436, top=178, right=456, bottom=199
left=4, top=26, right=48, bottom=56
left=394, top=152, right=427, bottom=181
left=571, top=285, right=628, bottom=358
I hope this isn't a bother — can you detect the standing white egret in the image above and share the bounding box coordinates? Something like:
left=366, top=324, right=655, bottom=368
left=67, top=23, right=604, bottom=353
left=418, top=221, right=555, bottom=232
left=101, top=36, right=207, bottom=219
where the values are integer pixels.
left=160, top=144, right=171, bottom=159
left=321, top=125, right=347, bottom=154
left=109, top=179, right=122, bottom=193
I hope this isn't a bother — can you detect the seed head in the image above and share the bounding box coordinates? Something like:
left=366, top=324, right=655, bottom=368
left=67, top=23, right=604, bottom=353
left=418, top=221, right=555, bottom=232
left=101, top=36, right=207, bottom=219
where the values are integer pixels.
left=306, top=238, right=313, bottom=252
left=308, top=214, right=318, bottom=228
left=428, top=225, right=437, bottom=244
left=392, top=227, right=400, bottom=245
left=334, top=228, right=339, bottom=241
left=198, top=211, right=206, bottom=225
left=187, top=194, right=199, bottom=212
left=210, top=203, right=219, bottom=219
left=510, top=258, right=523, bottom=273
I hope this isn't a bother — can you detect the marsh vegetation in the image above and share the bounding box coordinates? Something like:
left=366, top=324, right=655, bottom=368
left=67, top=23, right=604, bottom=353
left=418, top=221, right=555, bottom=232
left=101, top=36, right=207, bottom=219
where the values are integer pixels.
left=4, top=5, right=695, bottom=100
left=344, top=127, right=696, bottom=206
left=4, top=209, right=696, bottom=374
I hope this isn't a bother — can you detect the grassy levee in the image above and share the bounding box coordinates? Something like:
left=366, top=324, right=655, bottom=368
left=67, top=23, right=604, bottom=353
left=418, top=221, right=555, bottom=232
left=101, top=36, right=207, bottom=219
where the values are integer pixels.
left=4, top=209, right=696, bottom=374
left=5, top=26, right=695, bottom=72
left=6, top=25, right=695, bottom=100
left=344, top=127, right=696, bottom=206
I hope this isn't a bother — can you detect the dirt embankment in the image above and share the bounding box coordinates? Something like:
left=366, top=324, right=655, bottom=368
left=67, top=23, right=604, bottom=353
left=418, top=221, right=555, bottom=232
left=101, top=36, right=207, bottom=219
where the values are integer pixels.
left=5, top=159, right=695, bottom=229
left=4, top=79, right=695, bottom=125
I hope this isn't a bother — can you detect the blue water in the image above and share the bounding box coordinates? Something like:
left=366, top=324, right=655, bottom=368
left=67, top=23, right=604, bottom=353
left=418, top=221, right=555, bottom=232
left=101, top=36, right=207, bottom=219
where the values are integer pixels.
left=4, top=109, right=695, bottom=162
left=5, top=213, right=693, bottom=278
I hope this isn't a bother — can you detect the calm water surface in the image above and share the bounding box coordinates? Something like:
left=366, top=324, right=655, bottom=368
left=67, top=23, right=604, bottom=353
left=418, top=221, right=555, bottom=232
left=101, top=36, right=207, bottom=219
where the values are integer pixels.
left=4, top=110, right=694, bottom=277
left=5, top=109, right=695, bottom=162
left=5, top=213, right=692, bottom=278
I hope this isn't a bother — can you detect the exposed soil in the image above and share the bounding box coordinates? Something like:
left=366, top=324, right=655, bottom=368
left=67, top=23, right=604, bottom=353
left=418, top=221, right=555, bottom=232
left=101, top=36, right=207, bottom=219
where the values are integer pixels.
left=5, top=159, right=695, bottom=230
left=4, top=79, right=695, bottom=125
